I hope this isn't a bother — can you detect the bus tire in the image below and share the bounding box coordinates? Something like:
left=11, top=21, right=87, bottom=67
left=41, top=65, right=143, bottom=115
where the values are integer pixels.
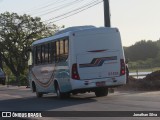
left=33, top=82, right=43, bottom=98
left=55, top=84, right=70, bottom=99
left=36, top=91, right=43, bottom=98
left=32, top=82, right=36, bottom=92
left=95, top=87, right=108, bottom=97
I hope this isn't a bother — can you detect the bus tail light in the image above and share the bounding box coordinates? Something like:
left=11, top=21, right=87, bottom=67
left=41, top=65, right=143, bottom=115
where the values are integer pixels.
left=72, top=63, right=80, bottom=80
left=120, top=59, right=125, bottom=76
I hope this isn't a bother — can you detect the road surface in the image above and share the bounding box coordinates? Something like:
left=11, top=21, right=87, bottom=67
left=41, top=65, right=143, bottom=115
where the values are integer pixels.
left=0, top=85, right=160, bottom=120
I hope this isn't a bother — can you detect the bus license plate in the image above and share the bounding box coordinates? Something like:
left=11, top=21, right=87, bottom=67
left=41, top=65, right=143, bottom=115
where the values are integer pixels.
left=96, top=81, right=105, bottom=87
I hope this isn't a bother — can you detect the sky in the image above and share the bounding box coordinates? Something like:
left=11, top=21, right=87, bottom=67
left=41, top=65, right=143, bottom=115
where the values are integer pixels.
left=0, top=0, right=160, bottom=46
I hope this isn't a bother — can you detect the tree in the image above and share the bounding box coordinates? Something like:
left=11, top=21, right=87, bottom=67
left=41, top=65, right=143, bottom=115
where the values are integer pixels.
left=0, top=12, right=60, bottom=82
left=124, top=40, right=159, bottom=61
left=0, top=53, right=3, bottom=69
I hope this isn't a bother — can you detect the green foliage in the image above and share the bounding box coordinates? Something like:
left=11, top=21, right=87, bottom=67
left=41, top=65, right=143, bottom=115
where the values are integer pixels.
left=7, top=75, right=28, bottom=86
left=124, top=40, right=159, bottom=61
left=0, top=12, right=60, bottom=81
left=124, top=40, right=160, bottom=71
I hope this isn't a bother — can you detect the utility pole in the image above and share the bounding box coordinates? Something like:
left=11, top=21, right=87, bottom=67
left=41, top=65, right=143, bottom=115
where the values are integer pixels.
left=103, top=0, right=111, bottom=27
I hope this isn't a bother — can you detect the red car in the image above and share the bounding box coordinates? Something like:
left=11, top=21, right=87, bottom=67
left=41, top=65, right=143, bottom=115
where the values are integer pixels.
left=0, top=68, right=6, bottom=85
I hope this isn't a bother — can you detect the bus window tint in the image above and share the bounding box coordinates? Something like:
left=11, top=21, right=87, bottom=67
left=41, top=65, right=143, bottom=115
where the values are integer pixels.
left=45, top=44, right=49, bottom=63
left=58, top=39, right=69, bottom=62
left=65, top=39, right=69, bottom=54
left=41, top=45, right=45, bottom=64
left=56, top=41, right=60, bottom=62
left=48, top=43, right=52, bottom=63
left=37, top=46, right=41, bottom=65
left=52, top=42, right=56, bottom=62
left=33, top=38, right=69, bottom=64
left=34, top=47, right=37, bottom=65
left=60, top=40, right=64, bottom=55
left=59, top=40, right=64, bottom=62
left=63, top=39, right=69, bottom=61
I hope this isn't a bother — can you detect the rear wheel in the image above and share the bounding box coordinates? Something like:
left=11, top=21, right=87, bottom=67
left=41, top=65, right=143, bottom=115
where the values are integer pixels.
left=36, top=91, right=43, bottom=98
left=55, top=84, right=70, bottom=99
left=33, top=82, right=43, bottom=98
left=95, top=87, right=108, bottom=97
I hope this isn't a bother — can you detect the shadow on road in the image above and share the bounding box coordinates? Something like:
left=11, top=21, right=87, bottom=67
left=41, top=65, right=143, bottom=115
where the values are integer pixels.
left=0, top=94, right=96, bottom=111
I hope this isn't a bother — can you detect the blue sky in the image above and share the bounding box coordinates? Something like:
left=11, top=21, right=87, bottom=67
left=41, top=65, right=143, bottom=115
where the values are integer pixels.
left=0, top=0, right=160, bottom=46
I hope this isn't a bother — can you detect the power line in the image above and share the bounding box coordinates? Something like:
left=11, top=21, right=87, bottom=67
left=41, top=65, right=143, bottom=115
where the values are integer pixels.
left=43, top=0, right=102, bottom=23
left=33, top=0, right=84, bottom=17
left=26, top=0, right=70, bottom=14
left=52, top=1, right=102, bottom=23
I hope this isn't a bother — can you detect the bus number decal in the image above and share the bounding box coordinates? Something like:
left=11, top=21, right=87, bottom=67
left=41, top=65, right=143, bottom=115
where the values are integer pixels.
left=108, top=72, right=118, bottom=76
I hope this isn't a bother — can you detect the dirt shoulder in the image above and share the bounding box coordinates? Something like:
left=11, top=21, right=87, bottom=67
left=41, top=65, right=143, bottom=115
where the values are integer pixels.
left=117, top=70, right=160, bottom=91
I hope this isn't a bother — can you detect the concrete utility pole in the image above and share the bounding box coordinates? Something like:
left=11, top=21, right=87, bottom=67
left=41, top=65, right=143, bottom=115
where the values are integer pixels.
left=103, top=0, right=111, bottom=27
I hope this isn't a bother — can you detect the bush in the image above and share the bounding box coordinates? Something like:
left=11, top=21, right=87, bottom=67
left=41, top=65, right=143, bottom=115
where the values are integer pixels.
left=7, top=75, right=28, bottom=86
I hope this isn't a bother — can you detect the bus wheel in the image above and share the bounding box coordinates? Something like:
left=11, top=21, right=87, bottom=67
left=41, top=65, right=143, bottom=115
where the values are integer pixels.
left=35, top=85, right=43, bottom=98
left=55, top=84, right=70, bottom=99
left=95, top=87, right=108, bottom=97
left=56, top=85, right=61, bottom=98
left=36, top=91, right=43, bottom=98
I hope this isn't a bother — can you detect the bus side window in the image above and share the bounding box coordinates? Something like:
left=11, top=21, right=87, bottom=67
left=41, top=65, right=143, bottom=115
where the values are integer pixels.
left=34, top=47, right=37, bottom=65
left=48, top=43, right=52, bottom=63
left=37, top=46, right=41, bottom=65
left=59, top=40, right=64, bottom=62
left=54, top=39, right=69, bottom=63
left=52, top=42, right=57, bottom=63
left=64, top=39, right=69, bottom=54
left=45, top=44, right=49, bottom=63
left=52, top=42, right=56, bottom=63
left=56, top=41, right=60, bottom=62
left=59, top=39, right=69, bottom=62
left=62, top=39, right=69, bottom=62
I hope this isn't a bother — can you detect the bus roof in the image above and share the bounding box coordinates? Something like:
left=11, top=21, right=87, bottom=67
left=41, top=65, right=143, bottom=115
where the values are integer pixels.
left=32, top=26, right=117, bottom=46
left=32, top=26, right=96, bottom=46
left=32, top=32, right=70, bottom=46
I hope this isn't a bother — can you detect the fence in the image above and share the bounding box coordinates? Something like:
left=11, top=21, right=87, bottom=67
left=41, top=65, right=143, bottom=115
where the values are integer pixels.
left=129, top=71, right=152, bottom=79
left=128, top=64, right=160, bottom=79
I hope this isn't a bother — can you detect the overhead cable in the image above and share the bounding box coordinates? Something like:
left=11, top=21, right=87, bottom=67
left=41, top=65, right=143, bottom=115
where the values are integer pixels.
left=43, top=0, right=102, bottom=23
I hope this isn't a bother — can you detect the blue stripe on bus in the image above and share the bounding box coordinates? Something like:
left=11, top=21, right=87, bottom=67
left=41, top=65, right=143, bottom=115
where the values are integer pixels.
left=79, top=56, right=117, bottom=68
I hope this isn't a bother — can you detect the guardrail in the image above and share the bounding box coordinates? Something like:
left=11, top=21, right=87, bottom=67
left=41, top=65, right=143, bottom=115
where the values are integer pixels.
left=129, top=72, right=152, bottom=79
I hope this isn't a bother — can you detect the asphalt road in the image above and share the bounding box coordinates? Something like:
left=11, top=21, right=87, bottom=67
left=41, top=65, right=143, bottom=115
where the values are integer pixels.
left=0, top=85, right=160, bottom=120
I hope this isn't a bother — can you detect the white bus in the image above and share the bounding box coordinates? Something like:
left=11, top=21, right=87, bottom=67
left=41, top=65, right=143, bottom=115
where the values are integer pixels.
left=28, top=26, right=126, bottom=98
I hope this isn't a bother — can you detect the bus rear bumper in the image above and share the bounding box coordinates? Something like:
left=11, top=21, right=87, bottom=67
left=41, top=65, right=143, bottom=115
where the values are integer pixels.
left=70, top=76, right=126, bottom=90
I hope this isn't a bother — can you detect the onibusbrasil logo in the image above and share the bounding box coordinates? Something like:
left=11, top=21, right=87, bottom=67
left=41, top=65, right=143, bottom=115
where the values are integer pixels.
left=1, top=112, right=42, bottom=118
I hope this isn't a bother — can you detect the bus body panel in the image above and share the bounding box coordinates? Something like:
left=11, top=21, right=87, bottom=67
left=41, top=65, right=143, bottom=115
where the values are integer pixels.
left=54, top=62, right=72, bottom=92
left=69, top=27, right=126, bottom=90
left=30, top=62, right=72, bottom=93
left=77, top=51, right=120, bottom=79
left=29, top=26, right=126, bottom=95
left=30, top=64, right=55, bottom=93
left=70, top=76, right=125, bottom=90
